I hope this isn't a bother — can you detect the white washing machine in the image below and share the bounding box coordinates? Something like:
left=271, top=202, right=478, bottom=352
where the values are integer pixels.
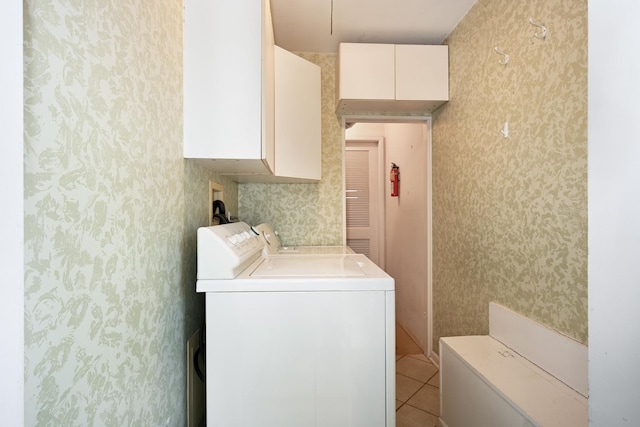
left=196, top=222, right=395, bottom=427
left=253, top=223, right=355, bottom=255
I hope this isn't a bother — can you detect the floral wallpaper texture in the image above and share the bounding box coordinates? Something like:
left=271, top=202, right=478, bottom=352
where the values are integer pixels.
left=239, top=53, right=344, bottom=246
left=23, top=0, right=235, bottom=425
left=432, top=0, right=588, bottom=350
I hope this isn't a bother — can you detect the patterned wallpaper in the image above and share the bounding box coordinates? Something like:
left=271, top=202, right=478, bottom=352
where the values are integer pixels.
left=432, top=0, right=588, bottom=350
left=239, top=53, right=344, bottom=246
left=23, top=0, right=235, bottom=425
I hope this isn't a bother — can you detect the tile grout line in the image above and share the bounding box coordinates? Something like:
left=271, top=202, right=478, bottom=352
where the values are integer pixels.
left=403, top=400, right=440, bottom=418
left=396, top=361, right=440, bottom=383
left=396, top=354, right=440, bottom=419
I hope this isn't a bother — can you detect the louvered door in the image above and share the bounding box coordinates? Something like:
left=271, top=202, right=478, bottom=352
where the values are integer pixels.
left=345, top=141, right=381, bottom=266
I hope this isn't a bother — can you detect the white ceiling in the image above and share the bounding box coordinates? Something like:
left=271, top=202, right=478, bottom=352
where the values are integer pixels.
left=270, top=0, right=478, bottom=53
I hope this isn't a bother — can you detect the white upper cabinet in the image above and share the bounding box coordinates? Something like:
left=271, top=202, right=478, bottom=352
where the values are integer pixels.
left=336, top=43, right=449, bottom=115
left=272, top=46, right=321, bottom=182
left=184, top=0, right=322, bottom=182
left=184, top=0, right=275, bottom=174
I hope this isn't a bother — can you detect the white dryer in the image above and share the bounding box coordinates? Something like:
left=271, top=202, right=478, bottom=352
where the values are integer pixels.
left=196, top=222, right=395, bottom=427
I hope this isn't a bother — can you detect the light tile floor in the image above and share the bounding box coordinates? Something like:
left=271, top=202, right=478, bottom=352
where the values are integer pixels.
left=396, top=324, right=440, bottom=427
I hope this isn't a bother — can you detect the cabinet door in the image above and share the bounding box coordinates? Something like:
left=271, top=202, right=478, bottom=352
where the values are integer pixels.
left=338, top=43, right=395, bottom=101
left=395, top=44, right=449, bottom=102
left=184, top=0, right=275, bottom=174
left=274, top=47, right=321, bottom=181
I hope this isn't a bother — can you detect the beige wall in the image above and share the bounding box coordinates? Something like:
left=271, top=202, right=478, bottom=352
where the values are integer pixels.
left=383, top=123, right=430, bottom=350
left=432, top=0, right=588, bottom=350
left=23, top=1, right=236, bottom=424
left=589, top=0, right=640, bottom=421
left=239, top=53, right=344, bottom=246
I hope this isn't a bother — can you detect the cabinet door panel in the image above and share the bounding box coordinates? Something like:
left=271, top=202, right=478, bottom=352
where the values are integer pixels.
left=274, top=47, right=321, bottom=181
left=184, top=0, right=275, bottom=175
left=396, top=44, right=449, bottom=101
left=338, top=43, right=395, bottom=101
left=184, top=0, right=262, bottom=160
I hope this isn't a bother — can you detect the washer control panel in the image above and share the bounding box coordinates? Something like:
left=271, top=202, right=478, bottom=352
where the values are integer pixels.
left=197, top=222, right=264, bottom=280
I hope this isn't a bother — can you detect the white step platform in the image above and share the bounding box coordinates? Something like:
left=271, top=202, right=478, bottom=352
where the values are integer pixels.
left=439, top=303, right=588, bottom=427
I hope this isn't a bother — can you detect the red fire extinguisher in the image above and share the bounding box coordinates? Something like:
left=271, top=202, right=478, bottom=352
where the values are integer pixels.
left=390, top=163, right=400, bottom=197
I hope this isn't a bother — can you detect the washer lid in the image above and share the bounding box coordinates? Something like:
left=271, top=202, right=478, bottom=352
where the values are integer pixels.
left=273, top=245, right=355, bottom=255
left=249, top=255, right=365, bottom=277
left=196, top=254, right=394, bottom=292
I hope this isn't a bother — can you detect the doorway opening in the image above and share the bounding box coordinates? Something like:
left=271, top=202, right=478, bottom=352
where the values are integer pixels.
left=342, top=115, right=435, bottom=361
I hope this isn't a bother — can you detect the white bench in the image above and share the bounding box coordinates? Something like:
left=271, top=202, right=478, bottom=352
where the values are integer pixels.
left=439, top=303, right=588, bottom=427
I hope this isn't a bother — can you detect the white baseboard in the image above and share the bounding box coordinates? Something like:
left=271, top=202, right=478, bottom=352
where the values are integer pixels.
left=428, top=350, right=440, bottom=369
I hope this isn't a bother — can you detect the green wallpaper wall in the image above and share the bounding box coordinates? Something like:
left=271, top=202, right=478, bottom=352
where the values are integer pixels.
left=432, top=0, right=588, bottom=350
left=239, top=53, right=344, bottom=246
left=23, top=0, right=236, bottom=424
